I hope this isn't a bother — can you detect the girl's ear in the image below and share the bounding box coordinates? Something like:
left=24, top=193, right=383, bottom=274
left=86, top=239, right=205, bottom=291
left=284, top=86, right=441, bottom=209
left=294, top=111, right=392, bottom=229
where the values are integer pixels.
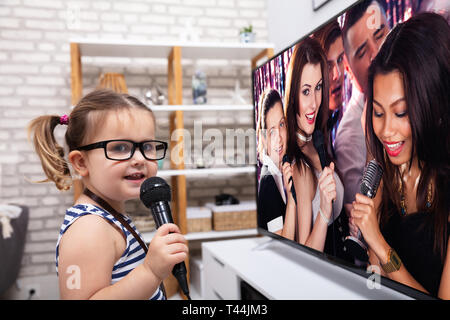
left=68, top=150, right=89, bottom=177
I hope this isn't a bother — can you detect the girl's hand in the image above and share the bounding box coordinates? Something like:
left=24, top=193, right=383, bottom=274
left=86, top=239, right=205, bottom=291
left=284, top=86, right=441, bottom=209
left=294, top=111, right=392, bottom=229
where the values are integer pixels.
left=350, top=193, right=382, bottom=249
left=282, top=161, right=293, bottom=201
left=318, top=162, right=337, bottom=220
left=145, top=223, right=188, bottom=281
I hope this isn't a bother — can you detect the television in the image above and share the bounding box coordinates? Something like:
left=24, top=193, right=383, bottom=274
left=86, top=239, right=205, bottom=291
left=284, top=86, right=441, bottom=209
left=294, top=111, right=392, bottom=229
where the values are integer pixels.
left=253, top=0, right=448, bottom=299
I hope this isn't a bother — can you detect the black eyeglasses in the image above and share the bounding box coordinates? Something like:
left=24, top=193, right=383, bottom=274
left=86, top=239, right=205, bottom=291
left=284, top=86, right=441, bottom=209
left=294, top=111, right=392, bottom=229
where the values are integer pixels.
left=77, top=139, right=168, bottom=161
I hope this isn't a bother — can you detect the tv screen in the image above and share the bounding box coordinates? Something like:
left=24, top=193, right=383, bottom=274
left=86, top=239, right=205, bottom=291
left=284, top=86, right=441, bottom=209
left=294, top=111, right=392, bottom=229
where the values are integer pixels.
left=253, top=0, right=449, bottom=299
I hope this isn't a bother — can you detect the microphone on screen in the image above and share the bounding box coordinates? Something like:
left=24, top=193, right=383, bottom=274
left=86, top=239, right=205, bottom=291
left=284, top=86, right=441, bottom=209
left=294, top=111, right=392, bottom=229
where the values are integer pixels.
left=140, top=176, right=191, bottom=300
left=313, top=130, right=336, bottom=255
left=312, top=130, right=329, bottom=170
left=282, top=154, right=297, bottom=206
left=344, top=159, right=383, bottom=262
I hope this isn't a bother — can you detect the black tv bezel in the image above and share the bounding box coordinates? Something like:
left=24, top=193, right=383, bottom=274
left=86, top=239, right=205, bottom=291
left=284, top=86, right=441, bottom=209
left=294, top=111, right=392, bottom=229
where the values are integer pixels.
left=251, top=0, right=436, bottom=301
left=256, top=227, right=434, bottom=300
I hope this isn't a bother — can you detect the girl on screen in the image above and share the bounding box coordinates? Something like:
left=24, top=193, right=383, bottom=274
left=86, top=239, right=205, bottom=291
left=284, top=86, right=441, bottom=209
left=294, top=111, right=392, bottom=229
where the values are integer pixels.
left=257, top=88, right=297, bottom=240
left=352, top=12, right=450, bottom=298
left=284, top=37, right=351, bottom=261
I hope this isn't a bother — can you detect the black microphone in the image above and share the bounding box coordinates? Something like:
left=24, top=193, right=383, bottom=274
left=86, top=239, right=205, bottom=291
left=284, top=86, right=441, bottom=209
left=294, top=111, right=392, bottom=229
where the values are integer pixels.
left=282, top=154, right=297, bottom=205
left=140, top=176, right=191, bottom=300
left=313, top=130, right=336, bottom=256
left=344, top=159, right=383, bottom=262
left=312, top=130, right=329, bottom=169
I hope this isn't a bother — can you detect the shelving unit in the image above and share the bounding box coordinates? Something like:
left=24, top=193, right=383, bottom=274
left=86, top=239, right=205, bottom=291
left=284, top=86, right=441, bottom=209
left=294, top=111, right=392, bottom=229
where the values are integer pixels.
left=69, top=38, right=273, bottom=298
left=70, top=38, right=274, bottom=62
left=158, top=166, right=255, bottom=178
left=150, top=104, right=253, bottom=112
left=142, top=228, right=258, bottom=243
left=70, top=38, right=273, bottom=232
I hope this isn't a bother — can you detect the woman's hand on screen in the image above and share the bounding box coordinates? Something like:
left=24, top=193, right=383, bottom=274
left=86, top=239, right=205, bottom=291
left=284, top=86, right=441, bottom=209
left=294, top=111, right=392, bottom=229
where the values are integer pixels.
left=350, top=193, right=382, bottom=248
left=318, top=162, right=337, bottom=219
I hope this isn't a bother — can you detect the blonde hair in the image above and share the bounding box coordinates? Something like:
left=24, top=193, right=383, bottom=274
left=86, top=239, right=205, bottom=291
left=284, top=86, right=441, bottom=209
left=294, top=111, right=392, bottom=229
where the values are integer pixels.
left=27, top=89, right=154, bottom=191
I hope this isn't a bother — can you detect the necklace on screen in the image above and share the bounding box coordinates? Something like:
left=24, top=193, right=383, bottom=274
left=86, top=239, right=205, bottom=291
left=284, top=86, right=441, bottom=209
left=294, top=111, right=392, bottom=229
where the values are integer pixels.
left=296, top=131, right=312, bottom=143
left=399, top=178, right=432, bottom=216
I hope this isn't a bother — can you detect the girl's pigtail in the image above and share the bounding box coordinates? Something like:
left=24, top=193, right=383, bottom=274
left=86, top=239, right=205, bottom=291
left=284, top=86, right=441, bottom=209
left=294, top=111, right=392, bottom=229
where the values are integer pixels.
left=27, top=115, right=72, bottom=191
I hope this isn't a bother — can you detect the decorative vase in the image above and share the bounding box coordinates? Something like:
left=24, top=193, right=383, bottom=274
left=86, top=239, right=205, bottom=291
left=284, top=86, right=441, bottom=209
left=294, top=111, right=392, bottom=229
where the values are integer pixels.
left=239, top=32, right=255, bottom=43
left=192, top=70, right=207, bottom=104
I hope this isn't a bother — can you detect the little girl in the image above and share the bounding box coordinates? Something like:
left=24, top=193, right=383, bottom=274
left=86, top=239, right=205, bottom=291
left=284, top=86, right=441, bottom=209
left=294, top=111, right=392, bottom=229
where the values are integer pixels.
left=28, top=89, right=188, bottom=300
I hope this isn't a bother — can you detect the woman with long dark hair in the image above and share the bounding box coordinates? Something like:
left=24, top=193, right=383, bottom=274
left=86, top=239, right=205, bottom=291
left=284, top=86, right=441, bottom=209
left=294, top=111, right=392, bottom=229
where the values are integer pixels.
left=285, top=37, right=351, bottom=260
left=351, top=12, right=450, bottom=298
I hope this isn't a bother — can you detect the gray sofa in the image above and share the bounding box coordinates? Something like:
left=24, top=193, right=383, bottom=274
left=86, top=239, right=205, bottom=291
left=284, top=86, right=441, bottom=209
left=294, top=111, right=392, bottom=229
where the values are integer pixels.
left=0, top=205, right=29, bottom=297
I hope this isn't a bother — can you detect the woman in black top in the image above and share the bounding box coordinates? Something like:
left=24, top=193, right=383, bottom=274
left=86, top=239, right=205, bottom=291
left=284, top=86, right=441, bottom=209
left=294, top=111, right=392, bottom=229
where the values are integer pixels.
left=350, top=13, right=450, bottom=298
left=256, top=89, right=296, bottom=240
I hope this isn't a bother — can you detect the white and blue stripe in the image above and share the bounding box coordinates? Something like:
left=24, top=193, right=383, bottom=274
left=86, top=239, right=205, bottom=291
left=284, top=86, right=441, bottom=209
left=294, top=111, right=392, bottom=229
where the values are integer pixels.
left=56, top=203, right=164, bottom=300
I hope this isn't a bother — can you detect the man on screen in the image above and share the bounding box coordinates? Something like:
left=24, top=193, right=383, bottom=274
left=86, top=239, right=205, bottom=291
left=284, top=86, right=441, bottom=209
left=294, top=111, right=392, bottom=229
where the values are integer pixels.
left=334, top=0, right=389, bottom=218
left=256, top=89, right=297, bottom=241
left=313, top=19, right=348, bottom=156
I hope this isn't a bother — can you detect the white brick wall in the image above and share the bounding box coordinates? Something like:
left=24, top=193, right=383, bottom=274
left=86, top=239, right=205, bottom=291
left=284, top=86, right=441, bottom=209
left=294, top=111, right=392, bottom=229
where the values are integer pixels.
left=0, top=0, right=267, bottom=297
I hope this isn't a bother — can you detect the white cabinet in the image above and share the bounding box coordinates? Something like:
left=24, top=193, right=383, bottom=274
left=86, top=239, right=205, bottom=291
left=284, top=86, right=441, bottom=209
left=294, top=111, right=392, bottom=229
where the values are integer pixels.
left=202, top=237, right=417, bottom=300
left=203, top=242, right=241, bottom=299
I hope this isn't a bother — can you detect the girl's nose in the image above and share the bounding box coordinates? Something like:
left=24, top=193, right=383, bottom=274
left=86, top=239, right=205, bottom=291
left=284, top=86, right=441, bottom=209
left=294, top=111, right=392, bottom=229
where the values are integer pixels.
left=131, top=148, right=146, bottom=166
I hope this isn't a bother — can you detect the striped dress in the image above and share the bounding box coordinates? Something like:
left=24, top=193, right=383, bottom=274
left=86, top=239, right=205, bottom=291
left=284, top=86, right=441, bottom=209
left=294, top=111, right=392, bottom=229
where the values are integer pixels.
left=55, top=203, right=164, bottom=300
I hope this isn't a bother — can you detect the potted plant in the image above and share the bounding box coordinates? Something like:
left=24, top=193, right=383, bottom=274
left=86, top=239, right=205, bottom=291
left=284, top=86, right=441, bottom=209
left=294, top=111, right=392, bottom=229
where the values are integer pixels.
left=239, top=24, right=255, bottom=43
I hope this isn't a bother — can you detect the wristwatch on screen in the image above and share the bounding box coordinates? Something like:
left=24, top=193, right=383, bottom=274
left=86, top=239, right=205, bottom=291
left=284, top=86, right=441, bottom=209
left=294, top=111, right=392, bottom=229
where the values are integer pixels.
left=381, top=248, right=402, bottom=273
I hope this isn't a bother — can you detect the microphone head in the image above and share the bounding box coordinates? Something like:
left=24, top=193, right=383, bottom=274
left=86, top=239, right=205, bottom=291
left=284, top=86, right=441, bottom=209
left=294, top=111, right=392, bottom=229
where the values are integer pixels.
left=140, top=176, right=171, bottom=207
left=360, top=160, right=383, bottom=199
left=282, top=154, right=289, bottom=164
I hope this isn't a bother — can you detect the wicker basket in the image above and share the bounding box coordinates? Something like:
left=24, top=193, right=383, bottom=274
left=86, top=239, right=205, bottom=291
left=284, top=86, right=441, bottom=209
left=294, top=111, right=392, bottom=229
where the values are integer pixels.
left=187, top=207, right=212, bottom=233
left=97, top=72, right=128, bottom=93
left=132, top=215, right=155, bottom=232
left=206, top=201, right=257, bottom=231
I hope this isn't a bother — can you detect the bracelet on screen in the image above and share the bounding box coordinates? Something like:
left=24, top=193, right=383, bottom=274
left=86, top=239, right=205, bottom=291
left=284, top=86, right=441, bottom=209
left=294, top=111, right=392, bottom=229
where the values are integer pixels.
left=319, top=207, right=330, bottom=224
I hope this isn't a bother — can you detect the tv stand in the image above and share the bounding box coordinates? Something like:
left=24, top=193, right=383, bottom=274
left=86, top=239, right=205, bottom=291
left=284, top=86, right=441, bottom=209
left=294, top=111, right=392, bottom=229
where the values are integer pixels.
left=250, top=237, right=276, bottom=251
left=202, top=236, right=421, bottom=299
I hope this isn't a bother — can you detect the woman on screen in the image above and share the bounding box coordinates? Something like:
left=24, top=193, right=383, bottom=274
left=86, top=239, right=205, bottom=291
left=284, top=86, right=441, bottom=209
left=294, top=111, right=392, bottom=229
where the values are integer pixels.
left=352, top=13, right=450, bottom=298
left=256, top=88, right=296, bottom=240
left=284, top=37, right=351, bottom=260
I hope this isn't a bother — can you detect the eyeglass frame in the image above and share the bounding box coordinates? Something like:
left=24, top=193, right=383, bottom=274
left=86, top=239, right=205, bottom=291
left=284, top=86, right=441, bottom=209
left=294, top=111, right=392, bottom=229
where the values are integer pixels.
left=77, top=139, right=168, bottom=161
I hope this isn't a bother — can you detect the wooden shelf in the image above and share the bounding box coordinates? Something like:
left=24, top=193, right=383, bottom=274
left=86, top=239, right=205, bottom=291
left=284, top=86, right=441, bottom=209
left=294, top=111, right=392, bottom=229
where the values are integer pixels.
left=142, top=228, right=257, bottom=243
left=150, top=104, right=253, bottom=112
left=70, top=38, right=274, bottom=60
left=158, top=166, right=255, bottom=178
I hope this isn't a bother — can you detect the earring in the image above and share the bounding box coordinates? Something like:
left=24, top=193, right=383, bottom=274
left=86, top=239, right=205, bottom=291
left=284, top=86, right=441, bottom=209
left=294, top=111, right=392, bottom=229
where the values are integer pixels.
left=425, top=182, right=432, bottom=209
